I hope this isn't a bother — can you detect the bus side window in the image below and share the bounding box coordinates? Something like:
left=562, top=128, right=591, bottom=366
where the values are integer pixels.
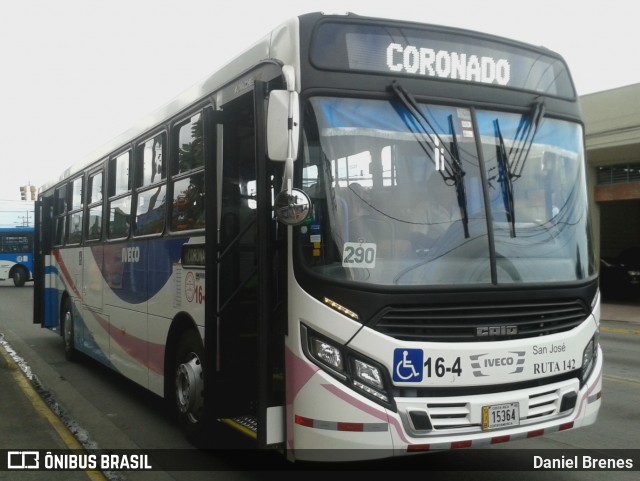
left=108, top=151, right=132, bottom=239
left=88, top=206, right=102, bottom=239
left=138, top=134, right=166, bottom=186
left=54, top=184, right=67, bottom=246
left=170, top=114, right=205, bottom=232
left=109, top=197, right=132, bottom=239
left=175, top=113, right=204, bottom=174
left=67, top=176, right=83, bottom=244
left=136, top=186, right=167, bottom=236
left=135, top=134, right=167, bottom=236
left=171, top=174, right=204, bottom=231
left=86, top=170, right=104, bottom=241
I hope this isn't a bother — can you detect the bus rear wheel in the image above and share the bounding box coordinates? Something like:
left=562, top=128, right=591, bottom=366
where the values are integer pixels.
left=61, top=298, right=78, bottom=362
left=12, top=266, right=27, bottom=287
left=173, top=330, right=205, bottom=444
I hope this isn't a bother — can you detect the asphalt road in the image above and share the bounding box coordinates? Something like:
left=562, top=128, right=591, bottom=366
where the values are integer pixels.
left=1, top=281, right=638, bottom=480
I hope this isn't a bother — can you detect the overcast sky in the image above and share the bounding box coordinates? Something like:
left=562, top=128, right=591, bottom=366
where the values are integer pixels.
left=1, top=0, right=638, bottom=209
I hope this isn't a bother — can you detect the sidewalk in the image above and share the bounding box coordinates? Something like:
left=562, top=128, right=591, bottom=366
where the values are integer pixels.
left=600, top=301, right=640, bottom=324
left=0, top=337, right=105, bottom=480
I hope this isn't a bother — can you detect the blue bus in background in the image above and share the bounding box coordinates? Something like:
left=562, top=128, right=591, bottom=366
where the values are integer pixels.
left=0, top=227, right=34, bottom=286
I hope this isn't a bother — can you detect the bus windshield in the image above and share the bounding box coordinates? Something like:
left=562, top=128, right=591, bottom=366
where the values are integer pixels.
left=299, top=96, right=594, bottom=286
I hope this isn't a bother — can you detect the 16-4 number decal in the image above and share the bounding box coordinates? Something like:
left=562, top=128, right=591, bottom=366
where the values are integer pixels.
left=425, top=356, right=462, bottom=377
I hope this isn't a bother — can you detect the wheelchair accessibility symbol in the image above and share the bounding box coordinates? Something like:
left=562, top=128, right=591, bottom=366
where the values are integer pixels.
left=393, top=348, right=423, bottom=382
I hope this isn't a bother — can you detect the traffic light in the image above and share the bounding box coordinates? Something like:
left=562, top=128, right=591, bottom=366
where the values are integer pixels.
left=20, top=185, right=27, bottom=200
left=30, top=185, right=36, bottom=201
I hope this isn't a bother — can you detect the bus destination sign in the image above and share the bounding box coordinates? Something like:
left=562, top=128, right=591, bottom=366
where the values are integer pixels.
left=385, top=42, right=510, bottom=85
left=310, top=21, right=574, bottom=98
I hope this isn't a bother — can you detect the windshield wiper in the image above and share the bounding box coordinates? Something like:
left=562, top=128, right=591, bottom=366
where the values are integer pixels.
left=448, top=115, right=469, bottom=238
left=389, top=81, right=470, bottom=238
left=494, top=119, right=517, bottom=237
left=511, top=100, right=546, bottom=178
left=493, top=100, right=545, bottom=238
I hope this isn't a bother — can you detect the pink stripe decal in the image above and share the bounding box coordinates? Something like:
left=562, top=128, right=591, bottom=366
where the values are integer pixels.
left=92, top=312, right=164, bottom=375
left=53, top=250, right=164, bottom=375
left=285, top=346, right=319, bottom=449
left=52, top=250, right=81, bottom=298
left=320, top=383, right=408, bottom=443
left=284, top=347, right=406, bottom=445
left=576, top=368, right=602, bottom=418
left=285, top=347, right=319, bottom=406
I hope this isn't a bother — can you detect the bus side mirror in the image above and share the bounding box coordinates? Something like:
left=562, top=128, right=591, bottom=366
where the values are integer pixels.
left=267, top=90, right=299, bottom=162
left=274, top=188, right=311, bottom=225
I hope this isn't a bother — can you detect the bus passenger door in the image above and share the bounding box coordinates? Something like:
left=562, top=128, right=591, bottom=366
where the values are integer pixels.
left=205, top=78, right=286, bottom=449
left=33, top=195, right=58, bottom=328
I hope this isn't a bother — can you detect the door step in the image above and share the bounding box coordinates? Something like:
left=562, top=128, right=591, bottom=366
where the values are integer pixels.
left=220, top=415, right=257, bottom=439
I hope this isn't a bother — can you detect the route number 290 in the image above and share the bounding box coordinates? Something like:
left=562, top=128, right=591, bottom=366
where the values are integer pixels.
left=342, top=242, right=377, bottom=268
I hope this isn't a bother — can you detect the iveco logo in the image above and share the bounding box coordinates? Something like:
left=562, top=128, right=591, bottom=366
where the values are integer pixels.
left=122, top=246, right=141, bottom=263
left=476, top=326, right=518, bottom=337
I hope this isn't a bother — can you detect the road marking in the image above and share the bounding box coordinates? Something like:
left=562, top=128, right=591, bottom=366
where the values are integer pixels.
left=601, top=326, right=640, bottom=336
left=0, top=338, right=108, bottom=481
left=604, top=374, right=640, bottom=386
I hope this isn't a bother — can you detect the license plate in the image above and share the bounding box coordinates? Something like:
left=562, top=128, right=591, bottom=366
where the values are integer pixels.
left=482, top=402, right=519, bottom=431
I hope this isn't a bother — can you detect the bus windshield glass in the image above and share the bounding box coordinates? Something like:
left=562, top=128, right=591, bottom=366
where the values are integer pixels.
left=299, top=96, right=594, bottom=286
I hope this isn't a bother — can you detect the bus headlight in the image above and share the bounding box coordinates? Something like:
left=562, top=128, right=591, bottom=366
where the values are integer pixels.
left=353, top=358, right=384, bottom=390
left=311, top=338, right=344, bottom=372
left=581, top=333, right=599, bottom=384
left=303, top=325, right=394, bottom=409
left=352, top=358, right=389, bottom=403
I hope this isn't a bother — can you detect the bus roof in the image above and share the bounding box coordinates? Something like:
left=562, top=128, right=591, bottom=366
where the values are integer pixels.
left=39, top=14, right=302, bottom=193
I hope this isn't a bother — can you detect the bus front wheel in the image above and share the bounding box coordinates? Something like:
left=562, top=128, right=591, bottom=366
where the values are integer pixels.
left=173, top=330, right=205, bottom=444
left=12, top=266, right=27, bottom=287
left=61, top=298, right=78, bottom=362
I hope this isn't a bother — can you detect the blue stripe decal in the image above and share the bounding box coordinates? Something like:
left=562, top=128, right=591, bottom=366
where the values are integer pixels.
left=73, top=305, right=114, bottom=369
left=93, top=237, right=186, bottom=304
left=43, top=287, right=58, bottom=328
left=44, top=265, right=59, bottom=275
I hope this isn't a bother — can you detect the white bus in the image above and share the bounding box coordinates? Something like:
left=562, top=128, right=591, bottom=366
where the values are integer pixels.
left=34, top=12, right=602, bottom=462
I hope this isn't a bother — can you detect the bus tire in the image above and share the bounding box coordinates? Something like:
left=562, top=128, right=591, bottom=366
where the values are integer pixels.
left=61, top=298, right=78, bottom=362
left=13, top=266, right=27, bottom=287
left=173, top=329, right=205, bottom=445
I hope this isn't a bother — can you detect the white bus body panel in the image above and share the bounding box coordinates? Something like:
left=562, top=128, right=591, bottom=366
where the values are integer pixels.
left=286, top=266, right=602, bottom=461
left=0, top=261, right=16, bottom=280
left=47, top=237, right=204, bottom=397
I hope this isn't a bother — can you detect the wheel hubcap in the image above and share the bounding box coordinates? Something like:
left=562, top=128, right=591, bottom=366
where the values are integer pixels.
left=176, top=353, right=203, bottom=422
left=63, top=311, right=72, bottom=349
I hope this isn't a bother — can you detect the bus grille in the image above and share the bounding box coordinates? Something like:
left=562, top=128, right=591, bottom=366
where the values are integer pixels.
left=370, top=299, right=589, bottom=342
left=425, top=387, right=563, bottom=431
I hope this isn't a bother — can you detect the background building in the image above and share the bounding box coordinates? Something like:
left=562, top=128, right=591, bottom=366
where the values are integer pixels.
left=582, top=83, right=640, bottom=260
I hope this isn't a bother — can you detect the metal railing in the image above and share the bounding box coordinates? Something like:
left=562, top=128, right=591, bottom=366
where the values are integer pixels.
left=596, top=163, right=640, bottom=185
